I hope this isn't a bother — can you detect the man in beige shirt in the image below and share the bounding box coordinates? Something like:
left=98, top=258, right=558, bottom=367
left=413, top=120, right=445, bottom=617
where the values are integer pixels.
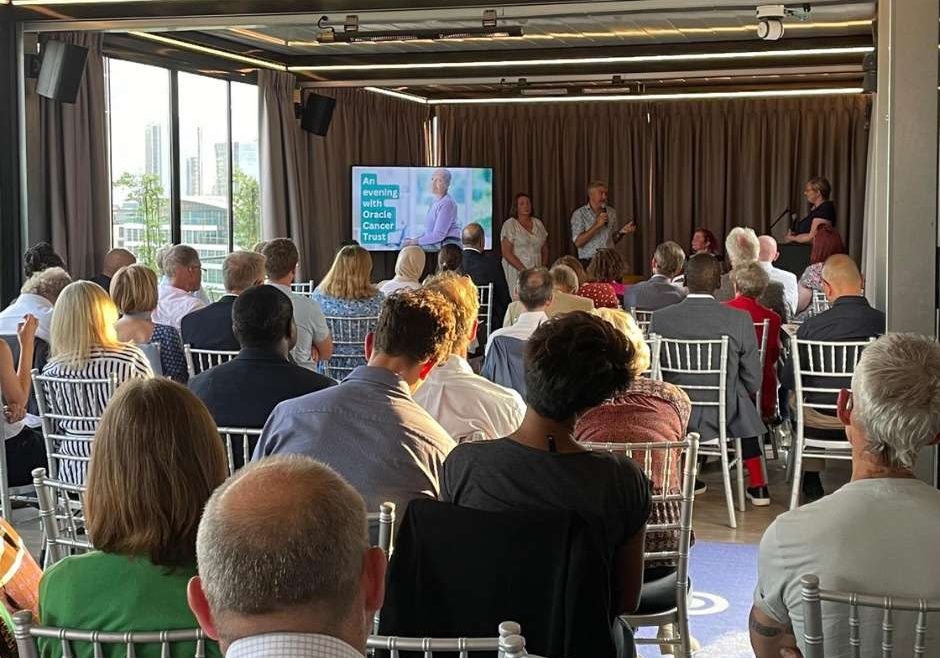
left=503, top=264, right=592, bottom=327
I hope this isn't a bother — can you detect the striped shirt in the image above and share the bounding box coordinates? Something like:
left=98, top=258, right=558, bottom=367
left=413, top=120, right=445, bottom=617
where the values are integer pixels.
left=41, top=344, right=153, bottom=484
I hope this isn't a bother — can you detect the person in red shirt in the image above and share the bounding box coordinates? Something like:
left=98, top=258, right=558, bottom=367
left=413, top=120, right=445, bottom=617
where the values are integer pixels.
left=724, top=261, right=781, bottom=419
left=578, top=248, right=624, bottom=309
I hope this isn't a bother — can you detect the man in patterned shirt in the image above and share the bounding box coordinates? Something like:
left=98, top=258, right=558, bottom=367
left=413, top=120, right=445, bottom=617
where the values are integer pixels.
left=570, top=180, right=636, bottom=267
left=188, top=456, right=386, bottom=658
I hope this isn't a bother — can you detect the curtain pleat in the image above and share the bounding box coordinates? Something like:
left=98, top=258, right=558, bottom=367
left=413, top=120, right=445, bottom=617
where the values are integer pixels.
left=37, top=32, right=109, bottom=280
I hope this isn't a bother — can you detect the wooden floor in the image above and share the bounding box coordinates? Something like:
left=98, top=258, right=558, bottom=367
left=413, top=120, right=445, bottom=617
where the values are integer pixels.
left=693, top=456, right=853, bottom=544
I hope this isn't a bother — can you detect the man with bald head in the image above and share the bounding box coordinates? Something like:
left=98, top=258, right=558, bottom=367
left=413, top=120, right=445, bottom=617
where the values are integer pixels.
left=782, top=254, right=885, bottom=501
left=757, top=235, right=798, bottom=317
left=187, top=456, right=386, bottom=658
left=90, top=248, right=136, bottom=292
left=460, top=222, right=510, bottom=340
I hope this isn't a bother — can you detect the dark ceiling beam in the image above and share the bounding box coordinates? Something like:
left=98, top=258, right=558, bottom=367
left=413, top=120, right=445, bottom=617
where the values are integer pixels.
left=103, top=33, right=259, bottom=83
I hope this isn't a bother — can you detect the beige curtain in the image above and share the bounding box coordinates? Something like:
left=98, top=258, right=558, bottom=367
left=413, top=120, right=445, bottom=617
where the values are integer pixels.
left=437, top=103, right=651, bottom=272
left=37, top=32, right=109, bottom=279
left=650, top=96, right=871, bottom=263
left=304, top=88, right=429, bottom=279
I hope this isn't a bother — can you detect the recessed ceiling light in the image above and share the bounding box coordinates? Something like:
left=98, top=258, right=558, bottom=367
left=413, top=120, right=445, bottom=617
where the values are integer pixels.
left=426, top=87, right=865, bottom=105
left=128, top=31, right=287, bottom=70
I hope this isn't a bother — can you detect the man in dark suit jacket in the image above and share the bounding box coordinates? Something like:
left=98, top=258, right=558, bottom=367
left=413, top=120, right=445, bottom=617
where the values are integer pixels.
left=781, top=254, right=885, bottom=501
left=651, top=252, right=770, bottom=506
left=181, top=251, right=266, bottom=351
left=623, top=241, right=687, bottom=311
left=188, top=285, right=334, bottom=433
left=459, top=223, right=511, bottom=341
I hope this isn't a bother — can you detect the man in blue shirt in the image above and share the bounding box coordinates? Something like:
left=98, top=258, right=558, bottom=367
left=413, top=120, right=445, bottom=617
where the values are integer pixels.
left=570, top=180, right=635, bottom=265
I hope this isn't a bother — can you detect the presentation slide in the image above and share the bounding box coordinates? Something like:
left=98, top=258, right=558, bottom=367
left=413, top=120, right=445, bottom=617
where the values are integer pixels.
left=352, top=166, right=493, bottom=251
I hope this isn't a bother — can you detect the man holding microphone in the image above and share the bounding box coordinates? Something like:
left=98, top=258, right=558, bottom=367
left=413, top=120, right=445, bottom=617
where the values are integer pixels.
left=570, top=180, right=635, bottom=267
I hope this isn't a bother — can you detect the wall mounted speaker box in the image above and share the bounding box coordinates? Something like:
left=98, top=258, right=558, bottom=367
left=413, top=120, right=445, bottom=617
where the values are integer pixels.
left=36, top=41, right=89, bottom=104
left=301, top=93, right=336, bottom=136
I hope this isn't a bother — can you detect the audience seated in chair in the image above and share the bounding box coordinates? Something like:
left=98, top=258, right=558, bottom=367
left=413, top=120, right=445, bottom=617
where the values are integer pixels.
left=623, top=241, right=687, bottom=312
left=187, top=456, right=386, bottom=658
left=41, top=282, right=153, bottom=485
left=758, top=236, right=798, bottom=319
left=189, top=285, right=334, bottom=432
left=23, top=242, right=66, bottom=280
left=503, top=264, right=592, bottom=327
left=181, top=250, right=266, bottom=353
left=716, top=228, right=789, bottom=322
left=262, top=239, right=333, bottom=371
left=443, top=312, right=651, bottom=627
left=254, top=288, right=456, bottom=514
left=0, top=267, right=71, bottom=342
left=88, top=248, right=136, bottom=294
left=750, top=334, right=940, bottom=658
left=781, top=254, right=885, bottom=502
left=153, top=245, right=206, bottom=330
left=379, top=245, right=425, bottom=297
left=0, top=314, right=45, bottom=489
left=39, top=378, right=226, bottom=658
left=312, top=245, right=385, bottom=375
left=484, top=267, right=552, bottom=355
left=795, top=226, right=845, bottom=320
left=723, top=261, right=781, bottom=420
left=437, top=243, right=463, bottom=274
left=415, top=272, right=525, bottom=442
left=110, top=264, right=188, bottom=383
left=650, top=253, right=769, bottom=506
left=578, top=248, right=624, bottom=309
left=460, top=222, right=510, bottom=337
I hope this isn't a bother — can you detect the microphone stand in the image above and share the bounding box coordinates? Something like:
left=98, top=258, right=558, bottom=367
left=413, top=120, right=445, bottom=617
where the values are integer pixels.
left=769, top=208, right=791, bottom=232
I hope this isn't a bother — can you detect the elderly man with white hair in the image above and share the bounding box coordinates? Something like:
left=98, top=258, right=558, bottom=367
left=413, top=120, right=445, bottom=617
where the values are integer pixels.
left=406, top=168, right=461, bottom=248
left=749, top=333, right=940, bottom=658
left=154, top=245, right=206, bottom=330
left=716, top=227, right=789, bottom=321
left=757, top=235, right=799, bottom=317
left=0, top=267, right=71, bottom=341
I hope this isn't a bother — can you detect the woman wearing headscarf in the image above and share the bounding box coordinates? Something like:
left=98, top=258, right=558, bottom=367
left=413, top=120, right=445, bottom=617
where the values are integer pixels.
left=379, top=246, right=426, bottom=297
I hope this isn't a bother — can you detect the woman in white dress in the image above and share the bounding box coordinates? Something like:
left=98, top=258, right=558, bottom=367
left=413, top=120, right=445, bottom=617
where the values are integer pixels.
left=500, top=193, right=548, bottom=298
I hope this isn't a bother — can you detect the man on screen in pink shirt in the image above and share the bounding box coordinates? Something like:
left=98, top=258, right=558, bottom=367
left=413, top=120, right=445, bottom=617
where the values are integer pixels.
left=406, top=168, right=461, bottom=248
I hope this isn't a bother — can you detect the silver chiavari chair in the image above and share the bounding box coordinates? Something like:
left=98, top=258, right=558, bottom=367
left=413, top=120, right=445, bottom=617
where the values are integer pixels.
left=217, top=427, right=263, bottom=476
left=582, top=434, right=700, bottom=658
left=290, top=280, right=316, bottom=296
left=800, top=574, right=940, bottom=658
left=643, top=334, right=663, bottom=381
left=630, top=308, right=655, bottom=338
left=324, top=316, right=379, bottom=382
left=810, top=289, right=831, bottom=316
left=183, top=345, right=239, bottom=378
left=13, top=610, right=208, bottom=658
left=658, top=336, right=743, bottom=528
left=367, top=621, right=540, bottom=658
left=788, top=337, right=871, bottom=509
left=752, top=319, right=776, bottom=474
left=477, top=282, right=494, bottom=335
left=369, top=502, right=397, bottom=633
left=32, top=467, right=90, bottom=568
left=31, top=369, right=118, bottom=486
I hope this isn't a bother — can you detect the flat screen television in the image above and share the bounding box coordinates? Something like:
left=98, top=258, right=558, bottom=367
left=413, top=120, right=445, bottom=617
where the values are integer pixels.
left=351, top=166, right=493, bottom=251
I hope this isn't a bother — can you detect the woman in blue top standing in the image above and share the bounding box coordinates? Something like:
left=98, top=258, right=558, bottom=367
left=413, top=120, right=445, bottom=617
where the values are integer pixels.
left=313, top=245, right=385, bottom=381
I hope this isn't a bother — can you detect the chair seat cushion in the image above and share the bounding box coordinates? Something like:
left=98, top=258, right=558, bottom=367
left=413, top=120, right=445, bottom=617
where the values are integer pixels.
left=634, top=570, right=690, bottom=616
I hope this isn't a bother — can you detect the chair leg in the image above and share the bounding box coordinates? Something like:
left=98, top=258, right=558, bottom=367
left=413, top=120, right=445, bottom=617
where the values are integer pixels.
left=770, top=425, right=780, bottom=461
left=718, top=443, right=737, bottom=529
left=789, top=427, right=805, bottom=511
left=734, top=438, right=746, bottom=512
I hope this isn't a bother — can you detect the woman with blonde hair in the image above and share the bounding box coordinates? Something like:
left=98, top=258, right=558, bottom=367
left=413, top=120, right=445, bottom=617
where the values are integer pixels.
left=39, top=378, right=225, bottom=658
left=379, top=245, right=426, bottom=296
left=111, top=264, right=187, bottom=383
left=40, top=281, right=152, bottom=484
left=313, top=245, right=385, bottom=377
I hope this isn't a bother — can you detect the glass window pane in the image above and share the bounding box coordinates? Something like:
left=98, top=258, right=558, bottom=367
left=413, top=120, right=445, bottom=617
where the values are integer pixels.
left=107, top=59, right=171, bottom=270
left=231, top=81, right=261, bottom=251
left=178, top=72, right=229, bottom=293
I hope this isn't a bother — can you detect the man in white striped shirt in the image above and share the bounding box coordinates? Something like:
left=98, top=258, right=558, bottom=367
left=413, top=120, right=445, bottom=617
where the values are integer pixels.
left=188, top=457, right=386, bottom=658
left=154, top=245, right=206, bottom=330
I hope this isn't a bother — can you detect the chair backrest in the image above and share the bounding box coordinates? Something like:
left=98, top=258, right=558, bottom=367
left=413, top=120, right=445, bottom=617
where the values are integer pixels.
left=290, top=280, right=315, bottom=296
left=217, top=427, right=263, bottom=475
left=31, top=467, right=91, bottom=567
left=791, top=337, right=871, bottom=416
left=811, top=289, right=831, bottom=316
left=12, top=609, right=207, bottom=658
left=800, top=574, right=940, bottom=658
left=324, top=315, right=379, bottom=382
left=753, top=319, right=770, bottom=414
left=31, top=369, right=118, bottom=483
left=644, top=334, right=662, bottom=381
left=581, top=435, right=699, bottom=573
left=367, top=501, right=397, bottom=556
left=477, top=282, right=494, bottom=333
left=367, top=621, right=532, bottom=658
left=630, top=307, right=654, bottom=337
left=184, top=345, right=238, bottom=378
left=137, top=341, right=163, bottom=377
left=657, top=337, right=729, bottom=439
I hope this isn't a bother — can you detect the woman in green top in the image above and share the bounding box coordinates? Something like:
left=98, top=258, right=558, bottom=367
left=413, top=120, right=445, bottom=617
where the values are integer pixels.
left=39, top=378, right=228, bottom=658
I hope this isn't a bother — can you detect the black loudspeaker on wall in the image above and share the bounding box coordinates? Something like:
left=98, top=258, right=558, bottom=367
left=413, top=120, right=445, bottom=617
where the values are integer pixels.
left=36, top=41, right=89, bottom=104
left=301, top=93, right=336, bottom=136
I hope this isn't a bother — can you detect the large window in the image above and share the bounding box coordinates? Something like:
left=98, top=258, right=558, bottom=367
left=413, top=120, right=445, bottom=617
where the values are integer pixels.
left=106, top=60, right=261, bottom=294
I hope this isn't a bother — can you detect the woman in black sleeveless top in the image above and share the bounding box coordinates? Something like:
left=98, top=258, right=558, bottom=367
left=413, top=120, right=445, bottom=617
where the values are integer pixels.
left=785, top=176, right=835, bottom=244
